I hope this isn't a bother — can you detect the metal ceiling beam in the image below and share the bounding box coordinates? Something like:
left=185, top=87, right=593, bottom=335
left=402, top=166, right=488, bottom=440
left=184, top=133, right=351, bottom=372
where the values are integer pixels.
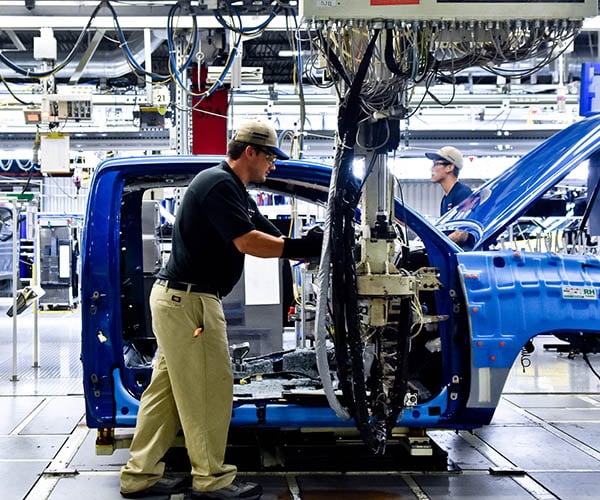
left=68, top=29, right=106, bottom=84
left=0, top=0, right=289, bottom=29
left=0, top=130, right=171, bottom=151
left=0, top=1, right=177, bottom=17
left=0, top=29, right=26, bottom=52
left=0, top=128, right=558, bottom=157
left=0, top=0, right=279, bottom=15
left=0, top=15, right=289, bottom=30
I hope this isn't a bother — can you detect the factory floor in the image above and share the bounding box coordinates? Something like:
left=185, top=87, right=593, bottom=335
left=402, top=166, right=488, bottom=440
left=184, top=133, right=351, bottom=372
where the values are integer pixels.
left=1, top=299, right=600, bottom=499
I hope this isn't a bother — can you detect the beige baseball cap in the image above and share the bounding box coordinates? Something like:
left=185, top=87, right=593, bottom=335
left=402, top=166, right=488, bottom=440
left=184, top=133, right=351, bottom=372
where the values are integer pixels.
left=233, top=121, right=289, bottom=160
left=425, top=146, right=464, bottom=170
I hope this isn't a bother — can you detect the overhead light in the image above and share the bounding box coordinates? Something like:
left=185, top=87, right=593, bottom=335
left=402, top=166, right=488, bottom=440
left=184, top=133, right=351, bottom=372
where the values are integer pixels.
left=278, top=50, right=309, bottom=58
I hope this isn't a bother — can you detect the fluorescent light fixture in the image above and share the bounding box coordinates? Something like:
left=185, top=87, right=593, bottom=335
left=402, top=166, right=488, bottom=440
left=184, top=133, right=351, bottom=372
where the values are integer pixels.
left=278, top=50, right=310, bottom=58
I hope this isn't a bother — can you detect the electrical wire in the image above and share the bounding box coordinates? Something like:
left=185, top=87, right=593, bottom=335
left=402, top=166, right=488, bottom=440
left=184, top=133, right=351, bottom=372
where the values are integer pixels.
left=173, top=2, right=286, bottom=100
left=182, top=0, right=288, bottom=101
left=306, top=19, right=580, bottom=119
left=105, top=0, right=189, bottom=82
left=186, top=33, right=241, bottom=100
left=214, top=3, right=281, bottom=36
left=0, top=75, right=34, bottom=106
left=329, top=28, right=403, bottom=454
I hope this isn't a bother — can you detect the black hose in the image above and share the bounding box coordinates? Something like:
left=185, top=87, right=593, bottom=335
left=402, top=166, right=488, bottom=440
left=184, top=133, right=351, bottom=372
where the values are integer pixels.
left=386, top=299, right=412, bottom=432
left=330, top=29, right=394, bottom=453
left=384, top=28, right=407, bottom=77
left=318, top=30, right=352, bottom=88
left=330, top=140, right=354, bottom=408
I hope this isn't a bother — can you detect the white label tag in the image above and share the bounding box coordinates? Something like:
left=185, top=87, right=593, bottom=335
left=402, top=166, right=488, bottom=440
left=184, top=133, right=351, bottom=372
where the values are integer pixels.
left=562, top=286, right=597, bottom=300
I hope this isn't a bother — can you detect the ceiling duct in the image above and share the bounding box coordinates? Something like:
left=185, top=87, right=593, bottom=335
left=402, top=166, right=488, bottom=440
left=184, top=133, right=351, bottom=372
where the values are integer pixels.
left=0, top=30, right=167, bottom=81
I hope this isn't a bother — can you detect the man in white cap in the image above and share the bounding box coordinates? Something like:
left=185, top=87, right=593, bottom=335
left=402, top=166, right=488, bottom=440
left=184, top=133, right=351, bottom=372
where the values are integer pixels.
left=120, top=121, right=322, bottom=499
left=426, top=146, right=473, bottom=244
left=426, top=146, right=472, bottom=215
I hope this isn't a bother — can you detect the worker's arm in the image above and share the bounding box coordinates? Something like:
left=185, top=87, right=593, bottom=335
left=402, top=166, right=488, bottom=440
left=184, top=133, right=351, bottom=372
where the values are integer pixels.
left=233, top=226, right=323, bottom=260
left=233, top=230, right=284, bottom=258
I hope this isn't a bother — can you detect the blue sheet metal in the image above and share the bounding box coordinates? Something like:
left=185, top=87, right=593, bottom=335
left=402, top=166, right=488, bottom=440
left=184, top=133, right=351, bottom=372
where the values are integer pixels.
left=457, top=251, right=600, bottom=412
left=112, top=367, right=450, bottom=428
left=458, top=250, right=600, bottom=369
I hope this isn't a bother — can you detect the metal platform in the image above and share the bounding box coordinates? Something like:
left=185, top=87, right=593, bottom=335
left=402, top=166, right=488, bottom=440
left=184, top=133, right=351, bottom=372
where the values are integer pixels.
left=1, top=299, right=599, bottom=499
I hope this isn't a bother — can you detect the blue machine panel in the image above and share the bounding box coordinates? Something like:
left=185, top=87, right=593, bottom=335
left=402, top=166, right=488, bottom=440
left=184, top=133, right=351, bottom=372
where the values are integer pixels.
left=580, top=63, right=600, bottom=117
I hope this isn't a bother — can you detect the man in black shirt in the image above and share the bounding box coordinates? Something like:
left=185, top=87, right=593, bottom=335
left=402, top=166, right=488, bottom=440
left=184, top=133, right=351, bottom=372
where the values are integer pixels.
left=426, top=146, right=473, bottom=244
left=120, top=122, right=321, bottom=499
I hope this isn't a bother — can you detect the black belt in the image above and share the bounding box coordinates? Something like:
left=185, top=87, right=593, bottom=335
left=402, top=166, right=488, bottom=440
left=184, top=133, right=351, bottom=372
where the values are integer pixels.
left=156, top=279, right=220, bottom=297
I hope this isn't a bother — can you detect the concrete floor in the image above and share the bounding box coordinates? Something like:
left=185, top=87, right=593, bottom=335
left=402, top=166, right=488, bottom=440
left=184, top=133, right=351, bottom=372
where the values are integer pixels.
left=1, top=299, right=600, bottom=499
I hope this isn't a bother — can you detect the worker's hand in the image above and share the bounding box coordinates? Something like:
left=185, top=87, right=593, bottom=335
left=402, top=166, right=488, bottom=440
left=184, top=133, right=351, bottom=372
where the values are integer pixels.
left=304, top=225, right=324, bottom=248
left=447, top=229, right=474, bottom=249
left=281, top=225, right=324, bottom=260
left=448, top=230, right=469, bottom=244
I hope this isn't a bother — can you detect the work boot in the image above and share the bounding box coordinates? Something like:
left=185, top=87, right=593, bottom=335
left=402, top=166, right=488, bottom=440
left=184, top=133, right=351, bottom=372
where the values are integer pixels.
left=120, top=475, right=190, bottom=498
left=187, top=479, right=262, bottom=499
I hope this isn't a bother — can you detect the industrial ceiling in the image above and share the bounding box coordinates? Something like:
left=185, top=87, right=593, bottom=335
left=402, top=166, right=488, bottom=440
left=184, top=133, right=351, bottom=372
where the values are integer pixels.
left=0, top=1, right=598, bottom=157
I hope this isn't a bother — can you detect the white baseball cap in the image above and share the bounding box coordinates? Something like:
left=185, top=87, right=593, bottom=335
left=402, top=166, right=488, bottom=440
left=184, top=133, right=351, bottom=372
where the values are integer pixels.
left=425, top=146, right=464, bottom=170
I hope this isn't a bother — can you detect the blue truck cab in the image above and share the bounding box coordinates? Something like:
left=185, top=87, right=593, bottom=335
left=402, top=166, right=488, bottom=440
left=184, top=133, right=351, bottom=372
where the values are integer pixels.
left=81, top=117, right=600, bottom=448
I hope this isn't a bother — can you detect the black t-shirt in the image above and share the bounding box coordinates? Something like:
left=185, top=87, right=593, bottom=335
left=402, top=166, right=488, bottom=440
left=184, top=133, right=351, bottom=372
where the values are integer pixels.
left=159, top=161, right=281, bottom=297
left=441, top=181, right=472, bottom=215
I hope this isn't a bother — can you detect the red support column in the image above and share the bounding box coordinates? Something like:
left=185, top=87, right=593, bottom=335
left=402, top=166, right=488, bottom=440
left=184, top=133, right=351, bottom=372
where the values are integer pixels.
left=191, top=64, right=228, bottom=155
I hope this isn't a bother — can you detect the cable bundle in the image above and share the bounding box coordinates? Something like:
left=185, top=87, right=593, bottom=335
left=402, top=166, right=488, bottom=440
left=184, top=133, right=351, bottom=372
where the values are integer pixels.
left=303, top=19, right=581, bottom=120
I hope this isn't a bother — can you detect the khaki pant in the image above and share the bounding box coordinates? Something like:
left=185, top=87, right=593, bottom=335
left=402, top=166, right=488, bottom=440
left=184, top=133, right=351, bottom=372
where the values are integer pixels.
left=120, top=283, right=236, bottom=494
